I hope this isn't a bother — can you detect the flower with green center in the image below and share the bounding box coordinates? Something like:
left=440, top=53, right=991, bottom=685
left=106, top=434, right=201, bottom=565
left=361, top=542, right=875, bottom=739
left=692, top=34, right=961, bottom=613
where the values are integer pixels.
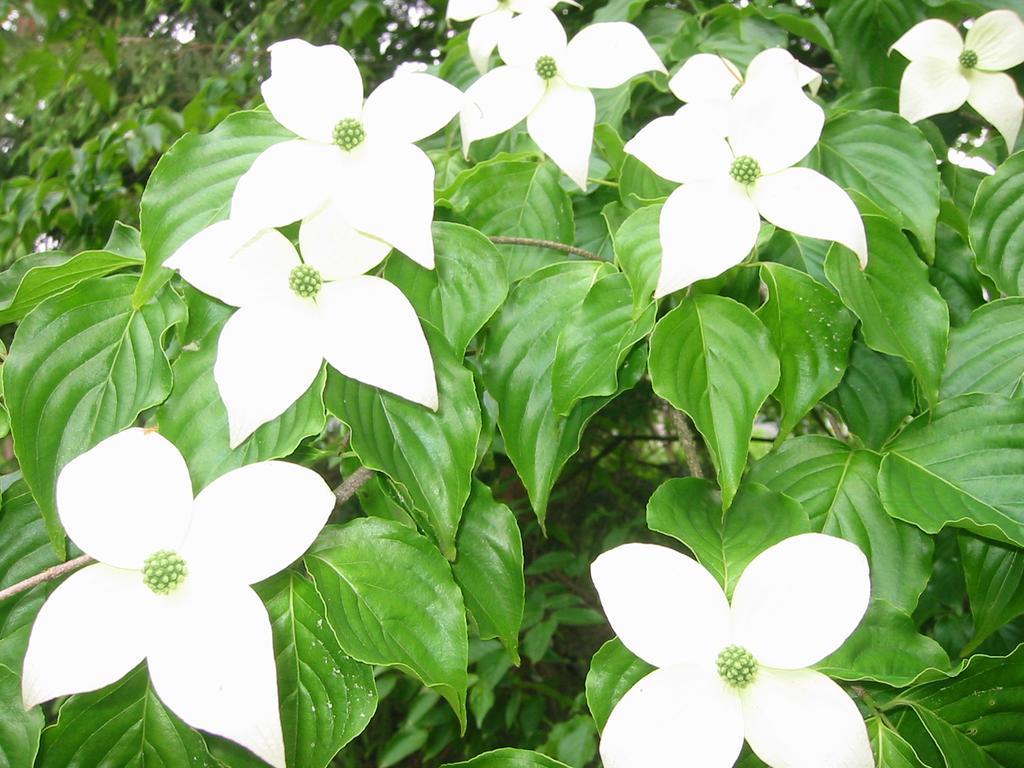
left=891, top=10, right=1024, bottom=149
left=535, top=54, right=558, bottom=79
left=332, top=117, right=365, bottom=151
left=591, top=533, right=873, bottom=768
left=22, top=428, right=337, bottom=768
left=288, top=264, right=322, bottom=298
left=729, top=155, right=761, bottom=185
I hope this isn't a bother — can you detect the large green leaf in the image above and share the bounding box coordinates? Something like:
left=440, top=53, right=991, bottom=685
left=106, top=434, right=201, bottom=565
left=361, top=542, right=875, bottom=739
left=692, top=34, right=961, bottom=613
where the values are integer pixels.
left=4, top=275, right=184, bottom=554
left=825, top=0, right=924, bottom=90
left=941, top=298, right=1024, bottom=399
left=826, top=214, right=948, bottom=406
left=0, top=663, right=43, bottom=768
left=39, top=666, right=216, bottom=767
left=585, top=638, right=653, bottom=733
left=135, top=109, right=292, bottom=305
left=817, top=110, right=939, bottom=257
left=649, top=294, right=780, bottom=507
left=257, top=572, right=377, bottom=768
left=324, top=326, right=479, bottom=560
left=749, top=436, right=933, bottom=614
left=879, top=394, right=1024, bottom=547
left=443, top=748, right=572, bottom=768
left=959, top=534, right=1024, bottom=652
left=613, top=203, right=661, bottom=309
left=757, top=262, right=856, bottom=437
left=870, top=719, right=931, bottom=768
left=970, top=152, right=1024, bottom=297
left=305, top=518, right=469, bottom=728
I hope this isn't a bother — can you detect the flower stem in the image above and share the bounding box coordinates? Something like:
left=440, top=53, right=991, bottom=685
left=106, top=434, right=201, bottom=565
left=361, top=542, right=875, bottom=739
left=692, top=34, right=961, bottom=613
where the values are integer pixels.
left=489, top=236, right=602, bottom=261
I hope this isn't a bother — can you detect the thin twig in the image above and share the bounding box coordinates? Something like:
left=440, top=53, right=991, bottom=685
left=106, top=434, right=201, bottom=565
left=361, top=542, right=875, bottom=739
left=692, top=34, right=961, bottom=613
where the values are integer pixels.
left=670, top=409, right=705, bottom=479
left=334, top=466, right=373, bottom=504
left=489, top=236, right=601, bottom=261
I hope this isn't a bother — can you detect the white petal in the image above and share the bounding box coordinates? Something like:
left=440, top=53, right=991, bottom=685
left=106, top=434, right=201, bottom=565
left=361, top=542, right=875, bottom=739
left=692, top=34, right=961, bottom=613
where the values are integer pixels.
left=730, top=533, right=871, bottom=669
left=261, top=39, right=362, bottom=142
left=339, top=138, right=438, bottom=268
left=624, top=113, right=732, bottom=184
left=181, top=461, right=335, bottom=585
left=214, top=298, right=324, bottom=447
left=498, top=9, right=567, bottom=68
left=590, top=543, right=731, bottom=668
left=527, top=79, right=595, bottom=189
left=967, top=70, right=1023, bottom=149
left=890, top=19, right=964, bottom=63
left=668, top=53, right=741, bottom=104
left=317, top=276, right=438, bottom=409
left=752, top=168, right=867, bottom=267
left=560, top=22, right=666, bottom=90
left=468, top=9, right=515, bottom=73
left=299, top=202, right=392, bottom=280
left=965, top=10, right=1024, bottom=71
left=742, top=668, right=873, bottom=768
left=600, top=666, right=744, bottom=768
left=796, top=62, right=823, bottom=95
left=56, top=429, right=193, bottom=568
left=363, top=73, right=464, bottom=144
left=744, top=48, right=815, bottom=92
left=728, top=83, right=824, bottom=174
left=461, top=66, right=545, bottom=150
left=22, top=564, right=152, bottom=707
left=148, top=580, right=285, bottom=768
left=656, top=180, right=760, bottom=298
left=447, top=0, right=499, bottom=21
left=898, top=57, right=970, bottom=124
left=231, top=139, right=343, bottom=230
left=166, top=222, right=298, bottom=307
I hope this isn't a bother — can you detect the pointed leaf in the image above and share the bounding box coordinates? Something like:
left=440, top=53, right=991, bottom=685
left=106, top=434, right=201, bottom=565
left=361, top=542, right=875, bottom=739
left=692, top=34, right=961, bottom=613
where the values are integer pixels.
left=971, top=151, right=1024, bottom=297
left=942, top=298, right=1024, bottom=399
left=585, top=638, right=654, bottom=733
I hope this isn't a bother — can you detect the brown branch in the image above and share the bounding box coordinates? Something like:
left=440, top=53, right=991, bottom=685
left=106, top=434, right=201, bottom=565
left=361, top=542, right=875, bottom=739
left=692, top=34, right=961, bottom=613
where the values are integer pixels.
left=489, top=236, right=601, bottom=261
left=334, top=466, right=373, bottom=504
left=670, top=409, right=705, bottom=479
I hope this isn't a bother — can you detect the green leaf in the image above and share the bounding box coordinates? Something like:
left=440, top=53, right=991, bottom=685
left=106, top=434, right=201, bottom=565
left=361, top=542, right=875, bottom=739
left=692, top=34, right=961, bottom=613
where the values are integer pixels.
left=39, top=666, right=216, bottom=767
left=324, top=326, right=480, bottom=560
left=613, top=203, right=661, bottom=309
left=585, top=638, right=653, bottom=733
left=648, top=294, right=780, bottom=507
left=257, top=571, right=377, bottom=768
left=825, top=215, right=948, bottom=406
left=818, top=600, right=950, bottom=686
left=762, top=230, right=832, bottom=285
left=829, top=338, right=915, bottom=450
left=647, top=477, right=809, bottom=596
left=959, top=534, right=1024, bottom=652
left=752, top=3, right=835, bottom=52
left=942, top=299, right=1024, bottom=399
left=618, top=155, right=675, bottom=208
left=870, top=718, right=931, bottom=768
left=825, top=0, right=924, bottom=90
left=452, top=482, right=525, bottom=663
left=757, top=263, right=856, bottom=437
left=552, top=272, right=656, bottom=415
left=817, top=110, right=939, bottom=257
left=0, top=663, right=43, bottom=768
left=443, top=748, right=573, bottom=768
left=971, top=151, right=1024, bottom=296
left=4, top=276, right=184, bottom=555
left=135, top=109, right=292, bottom=305
left=305, top=517, right=469, bottom=728
left=879, top=394, right=1024, bottom=547
left=749, top=436, right=933, bottom=614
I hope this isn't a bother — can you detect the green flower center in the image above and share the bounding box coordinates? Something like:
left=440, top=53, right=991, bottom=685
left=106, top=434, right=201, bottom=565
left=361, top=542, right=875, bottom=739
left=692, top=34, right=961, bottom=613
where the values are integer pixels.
left=143, top=550, right=188, bottom=595
left=730, top=155, right=761, bottom=185
left=535, top=55, right=558, bottom=80
left=959, top=49, right=979, bottom=69
left=333, top=117, right=365, bottom=151
left=289, top=264, right=322, bottom=299
left=717, top=645, right=758, bottom=689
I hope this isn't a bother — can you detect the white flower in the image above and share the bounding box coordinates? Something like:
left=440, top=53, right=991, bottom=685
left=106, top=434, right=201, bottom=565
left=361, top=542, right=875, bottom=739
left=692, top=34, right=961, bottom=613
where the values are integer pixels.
left=22, top=428, right=336, bottom=768
left=166, top=218, right=437, bottom=447
left=591, top=533, right=873, bottom=768
left=669, top=48, right=822, bottom=106
left=447, top=0, right=579, bottom=73
left=231, top=39, right=464, bottom=269
left=460, top=9, right=665, bottom=188
left=624, top=80, right=868, bottom=297
left=891, top=10, right=1024, bottom=149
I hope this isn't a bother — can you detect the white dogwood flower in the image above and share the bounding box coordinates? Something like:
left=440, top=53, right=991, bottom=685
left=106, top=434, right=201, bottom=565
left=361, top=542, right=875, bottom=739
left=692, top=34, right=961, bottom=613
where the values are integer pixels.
left=232, top=39, right=464, bottom=269
left=591, top=533, right=873, bottom=768
left=447, top=0, right=579, bottom=73
left=891, top=10, right=1024, bottom=149
left=460, top=9, right=665, bottom=188
left=166, top=218, right=437, bottom=447
left=22, top=428, right=336, bottom=768
left=624, top=81, right=867, bottom=297
left=669, top=48, right=821, bottom=106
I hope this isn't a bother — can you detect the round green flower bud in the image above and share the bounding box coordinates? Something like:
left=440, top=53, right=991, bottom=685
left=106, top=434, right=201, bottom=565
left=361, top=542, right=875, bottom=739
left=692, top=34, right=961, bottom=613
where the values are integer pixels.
left=716, top=645, right=758, bottom=689
left=730, top=155, right=762, bottom=185
left=959, top=49, right=979, bottom=69
left=333, top=117, right=365, bottom=151
left=535, top=55, right=558, bottom=80
left=143, top=550, right=188, bottom=595
left=289, top=264, right=322, bottom=299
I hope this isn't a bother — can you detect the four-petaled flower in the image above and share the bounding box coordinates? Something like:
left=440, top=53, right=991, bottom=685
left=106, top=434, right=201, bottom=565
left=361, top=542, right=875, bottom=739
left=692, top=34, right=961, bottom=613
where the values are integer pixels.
left=166, top=217, right=437, bottom=447
left=668, top=48, right=822, bottom=106
left=232, top=39, right=464, bottom=269
left=591, top=533, right=874, bottom=768
left=625, top=77, right=867, bottom=297
left=460, top=9, right=665, bottom=188
left=447, top=0, right=579, bottom=73
left=892, top=10, right=1024, bottom=149
left=22, top=428, right=337, bottom=768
